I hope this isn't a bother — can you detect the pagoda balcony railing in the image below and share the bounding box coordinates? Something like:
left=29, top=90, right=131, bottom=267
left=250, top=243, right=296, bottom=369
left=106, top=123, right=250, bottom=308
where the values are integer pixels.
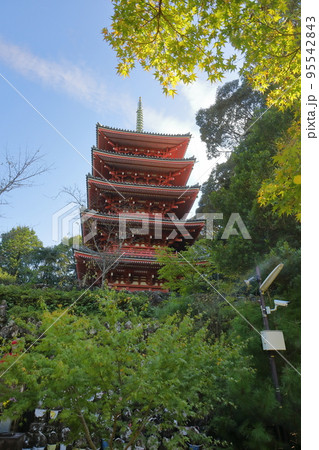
left=96, top=205, right=189, bottom=218
left=92, top=146, right=196, bottom=162
left=88, top=174, right=200, bottom=190
left=97, top=173, right=180, bottom=187
left=104, top=145, right=175, bottom=158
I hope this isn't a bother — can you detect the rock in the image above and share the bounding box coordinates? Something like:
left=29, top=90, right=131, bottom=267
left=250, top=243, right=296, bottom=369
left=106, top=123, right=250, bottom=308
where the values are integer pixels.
left=46, top=429, right=59, bottom=444
left=0, top=300, right=7, bottom=321
left=73, top=437, right=87, bottom=447
left=149, top=292, right=163, bottom=305
left=60, top=426, right=71, bottom=442
left=27, top=431, right=47, bottom=447
left=30, top=422, right=46, bottom=433
left=23, top=432, right=33, bottom=447
left=34, top=431, right=47, bottom=447
left=0, top=324, right=19, bottom=338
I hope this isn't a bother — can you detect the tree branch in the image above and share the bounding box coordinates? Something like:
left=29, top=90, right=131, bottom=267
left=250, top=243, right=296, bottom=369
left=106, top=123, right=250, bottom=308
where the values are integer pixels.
left=0, top=149, right=49, bottom=200
left=77, top=410, right=97, bottom=450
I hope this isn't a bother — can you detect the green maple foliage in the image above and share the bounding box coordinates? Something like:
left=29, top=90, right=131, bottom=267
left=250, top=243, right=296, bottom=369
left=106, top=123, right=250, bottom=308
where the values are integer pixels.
left=0, top=299, right=251, bottom=449
left=103, top=0, right=300, bottom=108
left=258, top=119, right=301, bottom=221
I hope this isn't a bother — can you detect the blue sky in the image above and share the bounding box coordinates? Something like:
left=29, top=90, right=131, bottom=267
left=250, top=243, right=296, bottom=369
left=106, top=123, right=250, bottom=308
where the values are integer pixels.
left=0, top=0, right=238, bottom=246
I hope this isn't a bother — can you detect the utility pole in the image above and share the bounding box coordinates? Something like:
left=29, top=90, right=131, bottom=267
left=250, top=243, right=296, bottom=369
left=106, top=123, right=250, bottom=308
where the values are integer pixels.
left=256, top=265, right=282, bottom=404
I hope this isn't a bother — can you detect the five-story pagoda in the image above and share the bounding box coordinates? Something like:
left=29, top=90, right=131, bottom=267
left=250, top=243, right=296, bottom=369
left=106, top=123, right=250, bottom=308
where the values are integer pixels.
left=74, top=99, right=205, bottom=291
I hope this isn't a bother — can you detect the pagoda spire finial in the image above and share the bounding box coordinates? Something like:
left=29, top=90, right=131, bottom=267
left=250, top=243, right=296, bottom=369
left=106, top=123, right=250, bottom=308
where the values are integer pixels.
left=136, top=97, right=143, bottom=133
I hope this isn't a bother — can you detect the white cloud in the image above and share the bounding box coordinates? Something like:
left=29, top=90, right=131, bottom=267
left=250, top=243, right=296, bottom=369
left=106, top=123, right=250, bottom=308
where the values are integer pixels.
left=0, top=37, right=122, bottom=113
left=144, top=106, right=190, bottom=136
left=180, top=78, right=217, bottom=114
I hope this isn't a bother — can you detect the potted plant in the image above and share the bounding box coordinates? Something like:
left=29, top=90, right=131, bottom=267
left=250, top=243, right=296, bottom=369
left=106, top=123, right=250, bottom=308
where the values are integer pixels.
left=0, top=397, right=16, bottom=432
left=0, top=417, right=12, bottom=432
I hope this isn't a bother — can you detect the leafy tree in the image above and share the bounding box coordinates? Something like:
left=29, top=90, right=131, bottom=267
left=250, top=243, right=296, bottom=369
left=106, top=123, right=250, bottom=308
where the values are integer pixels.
left=196, top=77, right=301, bottom=221
left=0, top=300, right=251, bottom=449
left=25, top=242, right=76, bottom=287
left=0, top=226, right=42, bottom=279
left=196, top=106, right=300, bottom=275
left=258, top=119, right=301, bottom=221
left=196, top=78, right=265, bottom=157
left=103, top=0, right=300, bottom=107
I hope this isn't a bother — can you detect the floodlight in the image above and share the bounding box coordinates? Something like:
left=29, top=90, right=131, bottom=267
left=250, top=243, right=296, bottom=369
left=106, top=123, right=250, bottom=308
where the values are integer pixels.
left=260, top=263, right=284, bottom=294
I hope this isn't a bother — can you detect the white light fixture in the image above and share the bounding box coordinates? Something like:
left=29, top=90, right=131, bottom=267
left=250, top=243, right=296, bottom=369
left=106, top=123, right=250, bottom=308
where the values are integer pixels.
left=260, top=263, right=284, bottom=294
left=244, top=276, right=256, bottom=288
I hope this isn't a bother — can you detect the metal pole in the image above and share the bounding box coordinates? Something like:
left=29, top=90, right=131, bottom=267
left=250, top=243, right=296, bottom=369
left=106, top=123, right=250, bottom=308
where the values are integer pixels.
left=256, top=266, right=282, bottom=404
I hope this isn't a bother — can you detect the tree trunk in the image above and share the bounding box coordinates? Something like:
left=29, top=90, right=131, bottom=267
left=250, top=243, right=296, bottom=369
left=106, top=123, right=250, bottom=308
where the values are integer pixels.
left=77, top=410, right=97, bottom=450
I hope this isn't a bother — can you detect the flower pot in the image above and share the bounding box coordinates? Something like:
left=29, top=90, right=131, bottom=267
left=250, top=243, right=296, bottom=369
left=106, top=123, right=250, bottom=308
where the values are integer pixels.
left=47, top=445, right=56, bottom=450
left=189, top=445, right=201, bottom=450
left=0, top=418, right=12, bottom=432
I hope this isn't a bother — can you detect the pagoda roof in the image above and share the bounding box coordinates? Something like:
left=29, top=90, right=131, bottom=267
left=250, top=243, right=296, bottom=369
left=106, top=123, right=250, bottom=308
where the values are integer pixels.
left=81, top=210, right=205, bottom=228
left=87, top=175, right=200, bottom=194
left=75, top=248, right=207, bottom=268
left=92, top=147, right=195, bottom=186
left=74, top=248, right=160, bottom=266
left=92, top=146, right=196, bottom=163
left=87, top=175, right=200, bottom=217
left=96, top=124, right=191, bottom=158
left=96, top=123, right=191, bottom=140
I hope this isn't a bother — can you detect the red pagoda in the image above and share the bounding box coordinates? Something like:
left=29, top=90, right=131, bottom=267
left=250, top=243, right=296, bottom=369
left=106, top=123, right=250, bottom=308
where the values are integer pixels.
left=74, top=100, right=205, bottom=291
